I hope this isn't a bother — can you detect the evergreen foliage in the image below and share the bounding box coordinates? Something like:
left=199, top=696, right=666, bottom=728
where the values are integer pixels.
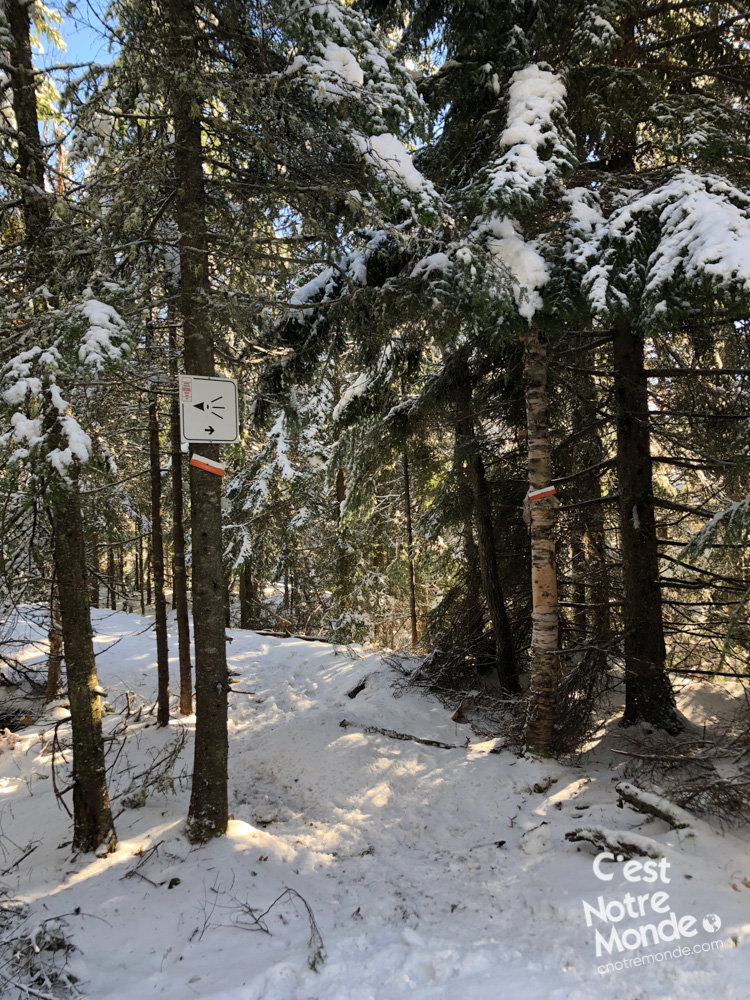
left=1, top=0, right=750, bottom=829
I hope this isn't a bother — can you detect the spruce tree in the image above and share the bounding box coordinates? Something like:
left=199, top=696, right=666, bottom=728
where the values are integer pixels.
left=99, top=0, right=441, bottom=837
left=1, top=0, right=126, bottom=849
left=356, top=0, right=750, bottom=741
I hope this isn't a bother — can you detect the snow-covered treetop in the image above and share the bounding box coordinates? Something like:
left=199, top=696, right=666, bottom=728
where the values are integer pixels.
left=284, top=0, right=443, bottom=220
left=569, top=2, right=621, bottom=60
left=478, top=63, right=576, bottom=216
left=290, top=0, right=420, bottom=120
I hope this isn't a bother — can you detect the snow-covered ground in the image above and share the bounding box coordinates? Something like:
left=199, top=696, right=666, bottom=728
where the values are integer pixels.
left=1, top=609, right=750, bottom=999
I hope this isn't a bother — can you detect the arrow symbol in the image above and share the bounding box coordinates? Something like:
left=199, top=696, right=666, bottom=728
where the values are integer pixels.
left=194, top=401, right=206, bottom=411
left=205, top=426, right=215, bottom=435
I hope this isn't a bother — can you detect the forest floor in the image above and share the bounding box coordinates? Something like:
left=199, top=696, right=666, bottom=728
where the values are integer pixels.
left=1, top=609, right=750, bottom=999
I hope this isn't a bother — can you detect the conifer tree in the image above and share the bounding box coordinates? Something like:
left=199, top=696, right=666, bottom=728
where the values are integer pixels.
left=99, top=0, right=443, bottom=837
left=357, top=0, right=750, bottom=741
left=1, top=0, right=126, bottom=850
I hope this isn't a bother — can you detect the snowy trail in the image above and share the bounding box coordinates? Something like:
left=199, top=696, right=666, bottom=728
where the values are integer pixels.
left=1, top=610, right=749, bottom=999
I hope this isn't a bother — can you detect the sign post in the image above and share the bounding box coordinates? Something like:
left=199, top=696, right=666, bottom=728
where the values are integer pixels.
left=179, top=375, right=240, bottom=445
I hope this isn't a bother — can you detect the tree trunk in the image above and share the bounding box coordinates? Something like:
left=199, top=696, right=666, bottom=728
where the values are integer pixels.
left=7, top=0, right=116, bottom=853
left=570, top=526, right=587, bottom=639
left=587, top=495, right=612, bottom=670
left=335, top=468, right=346, bottom=519
left=5, top=0, right=51, bottom=282
left=138, top=536, right=145, bottom=615
left=46, top=584, right=63, bottom=702
left=333, top=372, right=346, bottom=521
left=402, top=449, right=419, bottom=646
left=118, top=544, right=126, bottom=610
left=454, top=371, right=518, bottom=692
left=575, top=388, right=612, bottom=668
left=523, top=328, right=561, bottom=754
left=107, top=545, right=116, bottom=610
left=146, top=539, right=152, bottom=607
left=167, top=0, right=228, bottom=843
left=169, top=324, right=193, bottom=715
left=51, top=482, right=117, bottom=853
left=613, top=318, right=680, bottom=731
left=453, top=431, right=484, bottom=640
left=90, top=537, right=100, bottom=610
left=239, top=564, right=257, bottom=630
left=148, top=361, right=171, bottom=727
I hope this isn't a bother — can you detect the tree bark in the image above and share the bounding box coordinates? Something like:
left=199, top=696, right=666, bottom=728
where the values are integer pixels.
left=570, top=525, right=587, bottom=638
left=46, top=584, right=63, bottom=702
left=333, top=373, right=346, bottom=521
left=51, top=480, right=116, bottom=853
left=146, top=539, right=152, bottom=607
left=453, top=430, right=484, bottom=639
left=107, top=545, right=116, bottom=610
left=89, top=522, right=100, bottom=609
left=169, top=324, right=193, bottom=715
left=239, top=564, right=258, bottom=630
left=402, top=449, right=419, bottom=646
left=5, top=0, right=51, bottom=281
left=117, top=544, right=126, bottom=610
left=148, top=359, right=171, bottom=727
left=573, top=388, right=612, bottom=667
left=613, top=318, right=680, bottom=731
left=523, top=328, right=561, bottom=754
left=167, top=0, right=228, bottom=842
left=454, top=371, right=518, bottom=692
left=138, top=535, right=145, bottom=615
left=6, top=0, right=116, bottom=853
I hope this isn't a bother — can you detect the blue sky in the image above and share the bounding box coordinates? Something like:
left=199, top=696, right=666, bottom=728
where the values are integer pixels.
left=44, top=1, right=114, bottom=69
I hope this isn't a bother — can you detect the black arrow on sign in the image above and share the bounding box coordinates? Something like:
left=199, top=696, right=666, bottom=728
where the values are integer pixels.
left=194, top=401, right=205, bottom=410
left=205, top=426, right=215, bottom=435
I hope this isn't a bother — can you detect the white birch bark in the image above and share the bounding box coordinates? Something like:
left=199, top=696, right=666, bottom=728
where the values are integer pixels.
left=523, top=327, right=561, bottom=754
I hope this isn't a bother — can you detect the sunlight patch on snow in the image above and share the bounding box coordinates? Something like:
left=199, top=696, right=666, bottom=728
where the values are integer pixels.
left=547, top=777, right=589, bottom=805
left=3, top=609, right=750, bottom=999
left=330, top=732, right=369, bottom=751
left=359, top=781, right=392, bottom=808
left=227, top=818, right=260, bottom=838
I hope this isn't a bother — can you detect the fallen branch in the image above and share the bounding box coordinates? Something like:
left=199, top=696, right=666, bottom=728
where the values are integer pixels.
left=50, top=717, right=72, bottom=818
left=565, top=825, right=663, bottom=858
left=7, top=981, right=62, bottom=1000
left=616, top=781, right=693, bottom=831
left=252, top=629, right=337, bottom=644
left=0, top=844, right=38, bottom=877
left=612, top=747, right=717, bottom=763
left=229, top=887, right=326, bottom=970
left=120, top=840, right=164, bottom=884
left=338, top=719, right=465, bottom=750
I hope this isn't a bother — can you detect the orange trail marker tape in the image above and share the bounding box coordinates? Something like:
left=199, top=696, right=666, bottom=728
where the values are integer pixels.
left=190, top=454, right=225, bottom=477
